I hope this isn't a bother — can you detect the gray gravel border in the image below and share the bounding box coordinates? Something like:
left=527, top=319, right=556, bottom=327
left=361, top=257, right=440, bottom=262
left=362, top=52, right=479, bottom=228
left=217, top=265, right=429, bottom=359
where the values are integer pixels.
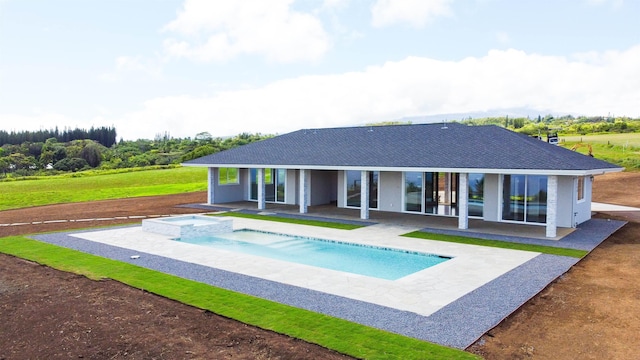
left=29, top=217, right=625, bottom=349
left=420, top=218, right=626, bottom=251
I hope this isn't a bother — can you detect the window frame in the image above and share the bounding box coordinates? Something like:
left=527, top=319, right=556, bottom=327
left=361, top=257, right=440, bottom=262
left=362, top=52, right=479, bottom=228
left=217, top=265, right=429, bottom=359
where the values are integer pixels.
left=577, top=176, right=585, bottom=202
left=501, top=174, right=548, bottom=224
left=218, top=167, right=239, bottom=185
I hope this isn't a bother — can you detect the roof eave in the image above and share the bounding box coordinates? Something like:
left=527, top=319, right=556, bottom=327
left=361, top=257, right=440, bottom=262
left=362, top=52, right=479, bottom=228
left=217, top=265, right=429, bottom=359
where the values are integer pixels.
left=182, top=162, right=625, bottom=176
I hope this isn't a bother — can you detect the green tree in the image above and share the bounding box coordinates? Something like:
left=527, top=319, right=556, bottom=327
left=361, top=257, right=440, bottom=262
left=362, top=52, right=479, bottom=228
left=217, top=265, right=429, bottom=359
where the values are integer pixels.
left=53, top=157, right=89, bottom=172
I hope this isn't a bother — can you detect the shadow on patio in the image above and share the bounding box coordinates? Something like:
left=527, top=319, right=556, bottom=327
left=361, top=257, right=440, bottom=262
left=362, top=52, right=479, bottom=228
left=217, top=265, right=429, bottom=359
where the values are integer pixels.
left=183, top=201, right=574, bottom=241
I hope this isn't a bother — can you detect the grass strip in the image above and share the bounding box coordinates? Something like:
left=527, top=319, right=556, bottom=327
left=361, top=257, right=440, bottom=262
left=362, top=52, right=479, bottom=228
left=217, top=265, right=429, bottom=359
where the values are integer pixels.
left=0, top=236, right=477, bottom=360
left=211, top=212, right=365, bottom=230
left=402, top=231, right=588, bottom=258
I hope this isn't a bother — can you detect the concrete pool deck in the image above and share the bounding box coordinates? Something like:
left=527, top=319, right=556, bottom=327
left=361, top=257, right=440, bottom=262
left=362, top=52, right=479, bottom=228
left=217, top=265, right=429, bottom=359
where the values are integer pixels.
left=31, top=216, right=626, bottom=349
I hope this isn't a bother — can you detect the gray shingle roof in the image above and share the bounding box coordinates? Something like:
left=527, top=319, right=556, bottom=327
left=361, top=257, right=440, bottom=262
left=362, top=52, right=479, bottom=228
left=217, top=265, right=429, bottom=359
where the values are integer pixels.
left=184, top=123, right=622, bottom=174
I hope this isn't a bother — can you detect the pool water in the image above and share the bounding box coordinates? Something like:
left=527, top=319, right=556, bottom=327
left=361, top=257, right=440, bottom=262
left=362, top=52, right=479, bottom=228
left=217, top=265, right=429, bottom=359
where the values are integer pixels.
left=176, top=230, right=450, bottom=280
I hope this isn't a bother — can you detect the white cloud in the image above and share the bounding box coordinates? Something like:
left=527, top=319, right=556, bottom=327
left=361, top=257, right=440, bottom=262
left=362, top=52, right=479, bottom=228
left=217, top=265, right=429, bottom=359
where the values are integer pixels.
left=321, top=0, right=350, bottom=10
left=162, top=0, right=331, bottom=63
left=109, top=45, right=640, bottom=140
left=7, top=45, right=636, bottom=141
left=99, top=55, right=163, bottom=82
left=371, top=0, right=453, bottom=28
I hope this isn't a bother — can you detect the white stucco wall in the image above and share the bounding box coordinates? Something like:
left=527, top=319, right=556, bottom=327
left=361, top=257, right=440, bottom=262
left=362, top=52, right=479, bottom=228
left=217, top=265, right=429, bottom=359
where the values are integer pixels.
left=482, top=174, right=500, bottom=222
left=378, top=171, right=403, bottom=212
left=573, top=175, right=593, bottom=226
left=207, top=167, right=246, bottom=204
left=556, top=176, right=575, bottom=227
left=285, top=169, right=297, bottom=205
left=309, top=170, right=337, bottom=205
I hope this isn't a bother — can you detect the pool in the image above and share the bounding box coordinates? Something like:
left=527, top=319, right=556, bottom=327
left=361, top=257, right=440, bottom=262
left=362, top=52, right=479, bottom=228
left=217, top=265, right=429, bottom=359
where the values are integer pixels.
left=176, top=230, right=451, bottom=280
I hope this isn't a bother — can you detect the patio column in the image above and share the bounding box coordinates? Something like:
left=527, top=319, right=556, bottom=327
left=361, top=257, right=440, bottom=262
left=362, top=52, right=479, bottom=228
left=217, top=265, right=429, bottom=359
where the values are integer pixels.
left=360, top=170, right=369, bottom=220
left=257, top=168, right=266, bottom=210
left=299, top=169, right=309, bottom=214
left=207, top=167, right=216, bottom=205
left=458, top=172, right=469, bottom=230
left=546, top=175, right=558, bottom=238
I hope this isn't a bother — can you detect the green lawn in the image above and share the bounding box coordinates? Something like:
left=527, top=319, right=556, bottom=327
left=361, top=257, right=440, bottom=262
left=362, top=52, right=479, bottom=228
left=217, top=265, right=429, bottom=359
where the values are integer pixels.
left=559, top=133, right=640, bottom=169
left=560, top=132, right=640, bottom=147
left=0, top=236, right=478, bottom=360
left=0, top=166, right=208, bottom=211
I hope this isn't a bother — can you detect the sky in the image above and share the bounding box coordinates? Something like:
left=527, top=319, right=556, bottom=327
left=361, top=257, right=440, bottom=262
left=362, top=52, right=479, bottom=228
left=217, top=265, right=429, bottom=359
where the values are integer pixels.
left=1, top=0, right=639, bottom=140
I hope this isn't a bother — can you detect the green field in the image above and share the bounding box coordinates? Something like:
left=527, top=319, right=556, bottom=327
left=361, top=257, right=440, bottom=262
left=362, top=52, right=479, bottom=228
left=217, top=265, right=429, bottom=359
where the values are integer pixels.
left=558, top=133, right=640, bottom=170
left=0, top=166, right=208, bottom=211
left=560, top=132, right=640, bottom=147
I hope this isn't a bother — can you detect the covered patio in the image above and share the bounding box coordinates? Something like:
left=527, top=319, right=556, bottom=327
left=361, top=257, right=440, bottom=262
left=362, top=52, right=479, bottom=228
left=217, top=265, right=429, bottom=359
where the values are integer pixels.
left=184, top=201, right=576, bottom=241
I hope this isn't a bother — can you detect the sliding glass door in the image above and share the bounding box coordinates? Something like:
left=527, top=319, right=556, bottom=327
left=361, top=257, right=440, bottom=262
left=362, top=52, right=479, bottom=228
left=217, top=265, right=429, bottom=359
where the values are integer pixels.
left=404, top=172, right=460, bottom=216
left=404, top=172, right=423, bottom=212
left=502, top=175, right=547, bottom=223
left=345, top=170, right=378, bottom=209
left=250, top=168, right=286, bottom=203
left=468, top=173, right=484, bottom=217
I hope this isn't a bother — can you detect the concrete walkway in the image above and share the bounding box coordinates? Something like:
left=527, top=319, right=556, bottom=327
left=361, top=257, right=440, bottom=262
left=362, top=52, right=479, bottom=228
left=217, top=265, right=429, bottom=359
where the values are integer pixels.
left=592, top=202, right=640, bottom=212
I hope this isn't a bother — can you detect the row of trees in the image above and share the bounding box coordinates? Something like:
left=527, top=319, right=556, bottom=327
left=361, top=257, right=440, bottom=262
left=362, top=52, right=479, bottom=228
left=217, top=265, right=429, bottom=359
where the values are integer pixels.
left=461, top=115, right=640, bottom=136
left=0, top=130, right=270, bottom=177
left=0, top=126, right=117, bottom=148
left=2, top=115, right=638, bottom=177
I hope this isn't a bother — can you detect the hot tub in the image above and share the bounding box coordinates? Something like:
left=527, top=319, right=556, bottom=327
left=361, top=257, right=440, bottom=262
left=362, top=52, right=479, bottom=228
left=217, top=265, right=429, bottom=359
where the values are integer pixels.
left=142, top=215, right=232, bottom=239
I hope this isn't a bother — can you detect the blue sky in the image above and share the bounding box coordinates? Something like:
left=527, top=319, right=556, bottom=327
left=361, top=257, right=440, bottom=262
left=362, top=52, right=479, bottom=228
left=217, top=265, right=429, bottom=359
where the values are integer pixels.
left=1, top=0, right=638, bottom=140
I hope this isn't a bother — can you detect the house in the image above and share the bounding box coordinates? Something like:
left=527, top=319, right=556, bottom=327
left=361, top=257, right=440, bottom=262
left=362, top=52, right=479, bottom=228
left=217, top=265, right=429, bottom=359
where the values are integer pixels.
left=183, top=123, right=623, bottom=238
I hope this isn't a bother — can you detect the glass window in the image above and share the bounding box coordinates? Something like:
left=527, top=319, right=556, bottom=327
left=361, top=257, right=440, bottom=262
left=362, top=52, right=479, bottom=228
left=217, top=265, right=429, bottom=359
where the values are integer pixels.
left=265, top=168, right=273, bottom=184
left=577, top=177, right=585, bottom=202
left=502, top=174, right=526, bottom=221
left=277, top=169, right=286, bottom=202
left=250, top=168, right=285, bottom=203
left=249, top=168, right=257, bottom=200
left=468, top=173, right=484, bottom=217
left=346, top=170, right=361, bottom=207
left=219, top=167, right=239, bottom=185
left=369, top=172, right=379, bottom=209
left=405, top=172, right=422, bottom=212
left=526, top=175, right=547, bottom=223
left=265, top=170, right=275, bottom=202
left=346, top=171, right=379, bottom=209
left=502, top=175, right=547, bottom=223
left=424, top=172, right=437, bottom=214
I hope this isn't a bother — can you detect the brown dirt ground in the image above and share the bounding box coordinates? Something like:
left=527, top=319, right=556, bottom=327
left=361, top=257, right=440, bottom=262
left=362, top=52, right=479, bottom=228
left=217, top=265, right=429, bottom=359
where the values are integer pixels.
left=1, top=172, right=639, bottom=359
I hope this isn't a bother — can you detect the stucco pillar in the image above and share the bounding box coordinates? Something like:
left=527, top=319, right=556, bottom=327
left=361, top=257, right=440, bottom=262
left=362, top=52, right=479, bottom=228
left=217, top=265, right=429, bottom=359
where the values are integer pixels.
left=360, top=170, right=370, bottom=220
left=207, top=167, right=216, bottom=205
left=458, top=172, right=469, bottom=230
left=299, top=169, right=309, bottom=214
left=257, top=168, right=266, bottom=210
left=546, top=175, right=558, bottom=238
